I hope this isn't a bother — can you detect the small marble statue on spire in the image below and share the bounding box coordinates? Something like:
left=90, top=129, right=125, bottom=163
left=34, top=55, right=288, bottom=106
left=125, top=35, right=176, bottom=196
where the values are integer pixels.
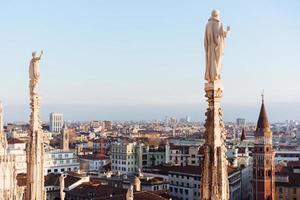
left=29, top=50, right=43, bottom=95
left=26, top=50, right=46, bottom=200
left=204, top=10, right=230, bottom=82
left=59, top=174, right=67, bottom=200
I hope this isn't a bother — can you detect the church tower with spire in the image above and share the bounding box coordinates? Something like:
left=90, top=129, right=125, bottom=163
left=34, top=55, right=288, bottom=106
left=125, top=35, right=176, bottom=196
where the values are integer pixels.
left=252, top=96, right=275, bottom=200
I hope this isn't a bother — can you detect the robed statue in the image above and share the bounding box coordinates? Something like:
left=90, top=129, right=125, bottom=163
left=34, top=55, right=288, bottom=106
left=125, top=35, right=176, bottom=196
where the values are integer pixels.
left=29, top=50, right=43, bottom=95
left=204, top=10, right=230, bottom=82
left=59, top=174, right=67, bottom=200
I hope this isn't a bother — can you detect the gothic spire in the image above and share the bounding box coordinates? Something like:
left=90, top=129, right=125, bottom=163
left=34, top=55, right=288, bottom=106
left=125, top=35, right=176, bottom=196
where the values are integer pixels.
left=240, top=129, right=246, bottom=141
left=256, top=94, right=270, bottom=133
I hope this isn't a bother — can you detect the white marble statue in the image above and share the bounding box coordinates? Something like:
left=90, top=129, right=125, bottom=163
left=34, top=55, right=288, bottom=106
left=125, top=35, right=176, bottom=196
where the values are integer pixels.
left=126, top=185, right=134, bottom=200
left=29, top=50, right=43, bottom=95
left=204, top=10, right=230, bottom=82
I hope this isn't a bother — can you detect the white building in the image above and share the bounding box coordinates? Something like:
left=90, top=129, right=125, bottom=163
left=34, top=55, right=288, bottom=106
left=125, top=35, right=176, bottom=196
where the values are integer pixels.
left=44, top=150, right=80, bottom=174
left=79, top=154, right=109, bottom=171
left=49, top=113, right=64, bottom=133
left=136, top=143, right=167, bottom=168
left=111, top=142, right=137, bottom=175
left=169, top=145, right=200, bottom=166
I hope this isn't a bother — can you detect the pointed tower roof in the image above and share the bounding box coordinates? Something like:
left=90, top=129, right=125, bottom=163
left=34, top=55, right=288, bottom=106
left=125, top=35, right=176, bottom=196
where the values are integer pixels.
left=240, top=129, right=246, bottom=141
left=256, top=95, right=271, bottom=134
left=61, top=123, right=68, bottom=132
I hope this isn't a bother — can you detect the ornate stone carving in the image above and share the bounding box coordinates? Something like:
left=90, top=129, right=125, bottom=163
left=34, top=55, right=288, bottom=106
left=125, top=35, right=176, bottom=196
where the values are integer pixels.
left=26, top=51, right=46, bottom=200
left=200, top=10, right=229, bottom=200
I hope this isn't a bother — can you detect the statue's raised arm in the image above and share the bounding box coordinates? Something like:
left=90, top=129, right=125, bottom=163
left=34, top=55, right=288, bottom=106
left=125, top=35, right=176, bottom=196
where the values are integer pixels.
left=204, top=10, right=230, bottom=83
left=39, top=50, right=43, bottom=59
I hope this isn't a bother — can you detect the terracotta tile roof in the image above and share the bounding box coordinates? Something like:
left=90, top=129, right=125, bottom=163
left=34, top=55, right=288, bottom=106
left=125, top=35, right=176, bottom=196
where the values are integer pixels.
left=145, top=165, right=238, bottom=176
left=44, top=173, right=81, bottom=187
left=134, top=191, right=170, bottom=200
left=237, top=147, right=246, bottom=154
left=227, top=166, right=238, bottom=175
left=67, top=183, right=127, bottom=199
left=7, top=138, right=24, bottom=144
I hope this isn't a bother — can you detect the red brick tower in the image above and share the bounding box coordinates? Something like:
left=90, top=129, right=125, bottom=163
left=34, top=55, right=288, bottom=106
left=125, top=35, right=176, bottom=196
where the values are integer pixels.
left=97, top=137, right=105, bottom=159
left=252, top=96, right=275, bottom=200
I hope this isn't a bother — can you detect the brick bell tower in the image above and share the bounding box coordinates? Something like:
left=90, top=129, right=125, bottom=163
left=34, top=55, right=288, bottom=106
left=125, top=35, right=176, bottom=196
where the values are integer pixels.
left=252, top=95, right=275, bottom=200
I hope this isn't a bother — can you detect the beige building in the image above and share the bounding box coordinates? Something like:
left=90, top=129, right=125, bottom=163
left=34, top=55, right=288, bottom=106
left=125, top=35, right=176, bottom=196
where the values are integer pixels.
left=169, top=145, right=200, bottom=166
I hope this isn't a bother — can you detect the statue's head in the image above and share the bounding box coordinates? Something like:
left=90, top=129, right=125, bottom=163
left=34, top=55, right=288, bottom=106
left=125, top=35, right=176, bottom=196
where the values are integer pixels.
left=211, top=10, right=220, bottom=19
left=32, top=52, right=37, bottom=58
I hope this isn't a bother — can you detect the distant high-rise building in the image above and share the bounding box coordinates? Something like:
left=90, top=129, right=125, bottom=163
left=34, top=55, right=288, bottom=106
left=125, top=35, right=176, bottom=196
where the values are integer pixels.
left=252, top=98, right=275, bottom=200
left=185, top=115, right=190, bottom=123
left=236, top=118, right=246, bottom=127
left=49, top=113, right=63, bottom=133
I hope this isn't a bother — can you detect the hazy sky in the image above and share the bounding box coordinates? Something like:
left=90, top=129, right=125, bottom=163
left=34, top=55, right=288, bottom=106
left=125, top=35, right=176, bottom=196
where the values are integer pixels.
left=0, top=1, right=300, bottom=122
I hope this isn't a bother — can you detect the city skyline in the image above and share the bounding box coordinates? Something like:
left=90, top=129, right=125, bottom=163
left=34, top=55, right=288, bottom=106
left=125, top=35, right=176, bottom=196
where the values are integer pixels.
left=1, top=1, right=300, bottom=122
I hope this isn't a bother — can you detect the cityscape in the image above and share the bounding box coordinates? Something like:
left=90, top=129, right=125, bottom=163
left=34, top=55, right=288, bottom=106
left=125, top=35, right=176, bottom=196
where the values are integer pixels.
left=1, top=1, right=300, bottom=200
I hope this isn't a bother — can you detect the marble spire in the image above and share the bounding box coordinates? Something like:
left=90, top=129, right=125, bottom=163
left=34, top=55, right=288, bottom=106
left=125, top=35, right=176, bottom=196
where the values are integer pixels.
left=200, top=10, right=230, bottom=200
left=26, top=51, right=46, bottom=200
